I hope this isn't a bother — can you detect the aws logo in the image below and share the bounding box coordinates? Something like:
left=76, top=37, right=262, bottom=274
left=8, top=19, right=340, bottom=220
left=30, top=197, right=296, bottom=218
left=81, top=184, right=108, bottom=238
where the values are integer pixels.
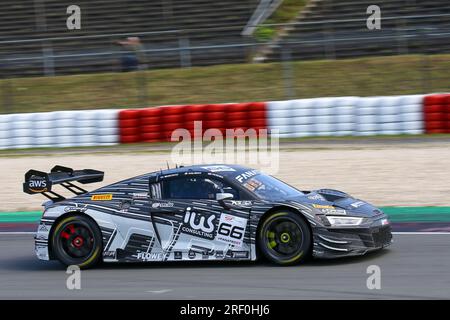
left=28, top=177, right=48, bottom=193
left=181, top=207, right=216, bottom=240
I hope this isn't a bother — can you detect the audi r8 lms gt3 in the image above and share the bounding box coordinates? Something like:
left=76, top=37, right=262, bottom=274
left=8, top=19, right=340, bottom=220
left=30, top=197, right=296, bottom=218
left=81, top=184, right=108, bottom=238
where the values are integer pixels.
left=23, top=164, right=392, bottom=268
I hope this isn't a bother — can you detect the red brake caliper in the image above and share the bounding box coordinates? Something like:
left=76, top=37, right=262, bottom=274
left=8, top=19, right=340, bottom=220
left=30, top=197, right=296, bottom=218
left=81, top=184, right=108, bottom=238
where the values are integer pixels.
left=60, top=224, right=75, bottom=240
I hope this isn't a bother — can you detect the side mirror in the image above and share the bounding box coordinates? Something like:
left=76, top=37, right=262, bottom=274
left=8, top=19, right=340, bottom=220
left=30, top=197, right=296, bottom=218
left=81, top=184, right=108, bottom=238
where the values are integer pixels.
left=216, top=193, right=234, bottom=209
left=216, top=193, right=234, bottom=201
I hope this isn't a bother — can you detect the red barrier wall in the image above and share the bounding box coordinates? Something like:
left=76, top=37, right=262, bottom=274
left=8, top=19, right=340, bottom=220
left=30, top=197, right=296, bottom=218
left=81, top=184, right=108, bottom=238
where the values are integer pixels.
left=118, top=102, right=268, bottom=143
left=424, top=94, right=450, bottom=133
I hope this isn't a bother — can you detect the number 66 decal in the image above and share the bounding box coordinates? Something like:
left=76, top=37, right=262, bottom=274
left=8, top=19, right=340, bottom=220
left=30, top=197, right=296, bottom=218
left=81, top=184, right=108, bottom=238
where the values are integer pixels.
left=216, top=214, right=247, bottom=247
left=218, top=223, right=245, bottom=239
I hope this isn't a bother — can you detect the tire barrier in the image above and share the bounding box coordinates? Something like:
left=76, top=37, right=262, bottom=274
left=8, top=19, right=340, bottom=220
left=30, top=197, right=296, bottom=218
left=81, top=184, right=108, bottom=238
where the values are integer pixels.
left=423, top=94, right=450, bottom=134
left=119, top=109, right=142, bottom=144
left=267, top=95, right=425, bottom=138
left=0, top=94, right=447, bottom=150
left=0, top=109, right=120, bottom=150
left=117, top=102, right=268, bottom=144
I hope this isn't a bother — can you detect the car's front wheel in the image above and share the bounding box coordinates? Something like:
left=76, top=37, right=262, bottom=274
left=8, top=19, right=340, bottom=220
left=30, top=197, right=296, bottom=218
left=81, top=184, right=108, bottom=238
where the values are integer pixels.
left=51, top=214, right=102, bottom=269
left=258, top=211, right=311, bottom=265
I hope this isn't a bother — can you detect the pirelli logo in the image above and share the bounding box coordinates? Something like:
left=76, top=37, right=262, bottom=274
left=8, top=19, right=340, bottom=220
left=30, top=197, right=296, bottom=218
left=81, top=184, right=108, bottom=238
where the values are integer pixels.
left=91, top=194, right=113, bottom=201
left=312, top=204, right=334, bottom=209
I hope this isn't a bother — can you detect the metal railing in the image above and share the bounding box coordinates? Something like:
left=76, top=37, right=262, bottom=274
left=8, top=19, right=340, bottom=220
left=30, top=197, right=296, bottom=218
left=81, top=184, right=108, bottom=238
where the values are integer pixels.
left=1, top=15, right=450, bottom=114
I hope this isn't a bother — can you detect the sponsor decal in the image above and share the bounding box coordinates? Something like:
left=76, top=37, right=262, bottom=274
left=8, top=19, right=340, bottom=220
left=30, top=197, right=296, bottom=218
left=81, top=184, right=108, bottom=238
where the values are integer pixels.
left=132, top=192, right=149, bottom=199
left=202, top=252, right=210, bottom=260
left=151, top=202, right=174, bottom=209
left=35, top=234, right=47, bottom=240
left=312, top=204, right=334, bottom=209
left=235, top=170, right=259, bottom=183
left=181, top=207, right=216, bottom=240
left=226, top=250, right=249, bottom=259
left=308, top=194, right=324, bottom=201
left=64, top=205, right=88, bottom=213
left=320, top=208, right=347, bottom=215
left=215, top=213, right=247, bottom=247
left=188, top=250, right=196, bottom=259
left=103, top=251, right=116, bottom=258
left=35, top=245, right=49, bottom=260
left=174, top=251, right=183, bottom=260
left=91, top=194, right=113, bottom=201
left=351, top=201, right=366, bottom=208
left=184, top=171, right=203, bottom=175
left=230, top=200, right=252, bottom=206
left=206, top=172, right=224, bottom=179
left=28, top=176, right=48, bottom=193
left=188, top=239, right=214, bottom=257
left=201, top=165, right=236, bottom=172
left=160, top=173, right=179, bottom=179
left=312, top=204, right=346, bottom=215
left=38, top=224, right=49, bottom=232
left=242, top=178, right=263, bottom=192
left=381, top=218, right=389, bottom=226
left=215, top=250, right=224, bottom=259
left=136, top=252, right=162, bottom=261
left=190, top=245, right=213, bottom=255
left=119, top=200, right=132, bottom=213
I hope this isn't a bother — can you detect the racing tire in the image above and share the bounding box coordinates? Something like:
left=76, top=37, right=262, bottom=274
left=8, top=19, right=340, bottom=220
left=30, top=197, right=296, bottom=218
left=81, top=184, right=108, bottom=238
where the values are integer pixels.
left=258, top=211, right=311, bottom=266
left=51, top=215, right=102, bottom=269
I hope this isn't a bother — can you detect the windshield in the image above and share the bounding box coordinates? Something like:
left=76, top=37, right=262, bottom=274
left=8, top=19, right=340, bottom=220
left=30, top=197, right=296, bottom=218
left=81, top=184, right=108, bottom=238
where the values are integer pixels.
left=240, top=174, right=304, bottom=200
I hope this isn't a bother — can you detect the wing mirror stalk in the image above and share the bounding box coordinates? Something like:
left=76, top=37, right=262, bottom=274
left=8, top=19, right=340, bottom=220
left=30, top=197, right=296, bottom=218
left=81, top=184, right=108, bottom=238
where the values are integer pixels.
left=216, top=193, right=234, bottom=209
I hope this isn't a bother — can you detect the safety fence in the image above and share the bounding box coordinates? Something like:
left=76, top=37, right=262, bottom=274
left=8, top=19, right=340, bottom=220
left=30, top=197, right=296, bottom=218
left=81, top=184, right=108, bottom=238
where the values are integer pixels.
left=0, top=93, right=448, bottom=150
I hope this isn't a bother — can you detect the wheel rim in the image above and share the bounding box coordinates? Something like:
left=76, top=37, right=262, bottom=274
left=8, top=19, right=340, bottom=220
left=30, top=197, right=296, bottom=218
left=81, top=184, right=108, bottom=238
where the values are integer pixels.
left=264, top=217, right=304, bottom=258
left=58, top=222, right=95, bottom=259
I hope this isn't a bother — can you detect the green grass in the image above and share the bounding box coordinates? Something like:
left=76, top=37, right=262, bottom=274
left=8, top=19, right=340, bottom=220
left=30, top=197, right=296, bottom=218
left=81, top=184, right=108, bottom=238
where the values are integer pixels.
left=1, top=54, right=449, bottom=114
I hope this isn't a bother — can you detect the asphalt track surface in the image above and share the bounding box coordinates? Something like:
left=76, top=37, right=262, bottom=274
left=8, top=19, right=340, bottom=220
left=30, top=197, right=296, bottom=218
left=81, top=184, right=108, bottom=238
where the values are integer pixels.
left=0, top=234, right=449, bottom=299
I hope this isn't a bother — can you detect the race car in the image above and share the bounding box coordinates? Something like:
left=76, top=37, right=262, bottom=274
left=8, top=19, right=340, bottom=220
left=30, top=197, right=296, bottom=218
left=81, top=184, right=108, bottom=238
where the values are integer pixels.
left=23, top=164, right=392, bottom=268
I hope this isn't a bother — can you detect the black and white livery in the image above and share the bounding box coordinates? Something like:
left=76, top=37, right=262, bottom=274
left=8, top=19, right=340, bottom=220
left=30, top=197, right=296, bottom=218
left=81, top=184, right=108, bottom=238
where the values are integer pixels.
left=24, top=164, right=392, bottom=268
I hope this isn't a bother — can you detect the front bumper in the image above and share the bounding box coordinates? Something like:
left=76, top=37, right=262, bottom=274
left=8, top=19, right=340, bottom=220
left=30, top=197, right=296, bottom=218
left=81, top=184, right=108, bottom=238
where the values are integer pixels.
left=312, top=224, right=392, bottom=258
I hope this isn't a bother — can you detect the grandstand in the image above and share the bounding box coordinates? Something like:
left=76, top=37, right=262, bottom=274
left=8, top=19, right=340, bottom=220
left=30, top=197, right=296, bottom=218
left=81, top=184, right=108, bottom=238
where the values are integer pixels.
left=0, top=0, right=259, bottom=76
left=262, top=0, right=450, bottom=61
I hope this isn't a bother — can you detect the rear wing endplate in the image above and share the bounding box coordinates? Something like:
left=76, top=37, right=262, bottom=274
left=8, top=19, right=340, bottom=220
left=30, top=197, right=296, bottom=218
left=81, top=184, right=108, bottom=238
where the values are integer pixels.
left=23, top=165, right=104, bottom=201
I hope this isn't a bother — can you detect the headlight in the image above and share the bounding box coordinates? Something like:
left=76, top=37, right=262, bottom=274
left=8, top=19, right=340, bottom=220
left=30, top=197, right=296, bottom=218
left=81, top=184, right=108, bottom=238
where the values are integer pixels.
left=326, top=216, right=364, bottom=226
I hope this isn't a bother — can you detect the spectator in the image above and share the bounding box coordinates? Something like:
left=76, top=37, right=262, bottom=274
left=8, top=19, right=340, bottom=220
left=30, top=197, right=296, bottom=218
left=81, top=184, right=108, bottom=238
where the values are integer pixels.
left=116, top=36, right=146, bottom=71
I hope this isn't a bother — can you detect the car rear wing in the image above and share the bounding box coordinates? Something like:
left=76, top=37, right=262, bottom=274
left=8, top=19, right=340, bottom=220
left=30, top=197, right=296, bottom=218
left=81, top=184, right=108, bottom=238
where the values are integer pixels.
left=23, top=165, right=104, bottom=201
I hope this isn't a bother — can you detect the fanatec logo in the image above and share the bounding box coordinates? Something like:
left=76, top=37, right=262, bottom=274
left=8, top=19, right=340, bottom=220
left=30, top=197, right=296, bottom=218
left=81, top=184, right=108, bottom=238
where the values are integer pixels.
left=182, top=207, right=216, bottom=240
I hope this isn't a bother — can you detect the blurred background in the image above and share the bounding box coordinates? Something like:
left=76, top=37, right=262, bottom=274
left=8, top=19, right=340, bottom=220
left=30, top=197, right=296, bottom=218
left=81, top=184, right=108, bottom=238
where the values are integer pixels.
left=0, top=0, right=450, bottom=114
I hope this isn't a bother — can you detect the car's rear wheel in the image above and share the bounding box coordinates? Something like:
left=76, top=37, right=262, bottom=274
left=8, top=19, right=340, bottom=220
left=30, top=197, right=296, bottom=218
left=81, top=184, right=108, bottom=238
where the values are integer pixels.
left=51, top=214, right=102, bottom=269
left=258, top=211, right=311, bottom=265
